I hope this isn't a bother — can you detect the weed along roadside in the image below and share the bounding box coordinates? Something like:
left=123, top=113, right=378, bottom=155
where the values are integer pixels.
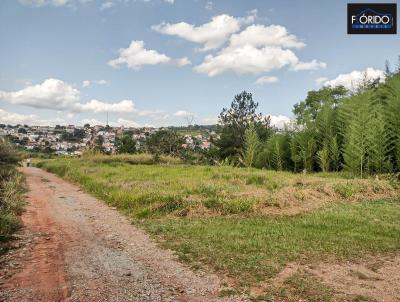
left=0, top=140, right=26, bottom=250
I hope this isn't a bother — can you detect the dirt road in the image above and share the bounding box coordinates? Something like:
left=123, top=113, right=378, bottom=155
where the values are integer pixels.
left=0, top=167, right=247, bottom=302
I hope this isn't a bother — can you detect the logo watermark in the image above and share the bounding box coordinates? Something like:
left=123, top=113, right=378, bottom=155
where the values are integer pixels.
left=348, top=3, right=397, bottom=34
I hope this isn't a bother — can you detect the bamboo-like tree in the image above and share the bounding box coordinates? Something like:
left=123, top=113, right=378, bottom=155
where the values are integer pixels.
left=341, top=93, right=373, bottom=177
left=291, top=129, right=316, bottom=173
left=367, top=102, right=392, bottom=173
left=330, top=135, right=341, bottom=171
left=380, top=74, right=400, bottom=170
left=241, top=123, right=260, bottom=167
left=317, top=144, right=330, bottom=172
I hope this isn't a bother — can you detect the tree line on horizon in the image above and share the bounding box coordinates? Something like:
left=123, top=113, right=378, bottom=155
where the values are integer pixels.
left=88, top=57, right=400, bottom=176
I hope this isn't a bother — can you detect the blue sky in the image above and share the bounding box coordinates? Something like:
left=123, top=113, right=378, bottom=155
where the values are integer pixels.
left=0, top=0, right=398, bottom=127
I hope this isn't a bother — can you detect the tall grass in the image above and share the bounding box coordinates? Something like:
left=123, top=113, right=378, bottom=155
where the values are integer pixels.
left=81, top=151, right=183, bottom=165
left=37, top=157, right=398, bottom=219
left=0, top=141, right=25, bottom=244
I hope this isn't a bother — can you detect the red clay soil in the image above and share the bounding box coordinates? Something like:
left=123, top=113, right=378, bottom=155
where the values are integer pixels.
left=0, top=167, right=249, bottom=302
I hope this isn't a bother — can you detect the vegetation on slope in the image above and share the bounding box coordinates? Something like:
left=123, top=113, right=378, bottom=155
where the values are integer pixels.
left=0, top=140, right=25, bottom=246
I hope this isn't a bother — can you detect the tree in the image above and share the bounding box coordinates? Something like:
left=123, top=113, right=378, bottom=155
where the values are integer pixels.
left=385, top=60, right=392, bottom=77
left=94, top=135, right=105, bottom=153
left=73, top=128, right=86, bottom=140
left=216, top=91, right=272, bottom=160
left=293, top=86, right=347, bottom=125
left=255, top=133, right=292, bottom=171
left=397, top=55, right=400, bottom=74
left=330, top=135, right=340, bottom=171
left=147, top=130, right=184, bottom=156
left=340, top=94, right=372, bottom=177
left=317, top=144, right=330, bottom=172
left=378, top=73, right=400, bottom=170
left=116, top=135, right=137, bottom=154
left=291, top=129, right=316, bottom=173
left=367, top=104, right=392, bottom=173
left=241, top=123, right=259, bottom=167
left=0, top=140, right=19, bottom=166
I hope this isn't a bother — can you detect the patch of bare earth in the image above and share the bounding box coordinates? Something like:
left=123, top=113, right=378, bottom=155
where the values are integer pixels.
left=262, top=255, right=400, bottom=301
left=0, top=167, right=249, bottom=302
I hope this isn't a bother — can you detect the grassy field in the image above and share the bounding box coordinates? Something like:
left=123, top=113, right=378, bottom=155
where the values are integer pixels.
left=36, top=154, right=400, bottom=300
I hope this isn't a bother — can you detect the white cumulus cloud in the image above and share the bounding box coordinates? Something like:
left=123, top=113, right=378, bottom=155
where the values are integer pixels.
left=0, top=109, right=68, bottom=126
left=174, top=57, right=192, bottom=67
left=100, top=1, right=114, bottom=10
left=111, top=118, right=141, bottom=128
left=76, top=99, right=136, bottom=113
left=173, top=110, right=194, bottom=118
left=195, top=45, right=299, bottom=76
left=82, top=79, right=108, bottom=88
left=315, top=77, right=329, bottom=86
left=292, top=59, right=326, bottom=71
left=194, top=24, right=325, bottom=76
left=0, top=78, right=80, bottom=110
left=229, top=24, right=305, bottom=49
left=108, top=40, right=171, bottom=70
left=80, top=118, right=143, bottom=128
left=152, top=14, right=244, bottom=51
left=0, top=109, right=36, bottom=124
left=108, top=40, right=189, bottom=70
left=255, top=76, right=278, bottom=86
left=0, top=78, right=136, bottom=113
left=268, top=114, right=291, bottom=129
left=19, top=0, right=69, bottom=7
left=321, top=67, right=385, bottom=90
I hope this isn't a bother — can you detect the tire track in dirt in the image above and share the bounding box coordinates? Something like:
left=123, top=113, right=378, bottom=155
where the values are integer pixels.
left=0, top=167, right=249, bottom=302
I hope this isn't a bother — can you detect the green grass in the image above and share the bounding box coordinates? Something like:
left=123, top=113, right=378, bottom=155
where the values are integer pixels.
left=36, top=158, right=300, bottom=217
left=35, top=157, right=400, bottom=293
left=0, top=167, right=26, bottom=249
left=142, top=200, right=400, bottom=283
left=36, top=157, right=390, bottom=219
